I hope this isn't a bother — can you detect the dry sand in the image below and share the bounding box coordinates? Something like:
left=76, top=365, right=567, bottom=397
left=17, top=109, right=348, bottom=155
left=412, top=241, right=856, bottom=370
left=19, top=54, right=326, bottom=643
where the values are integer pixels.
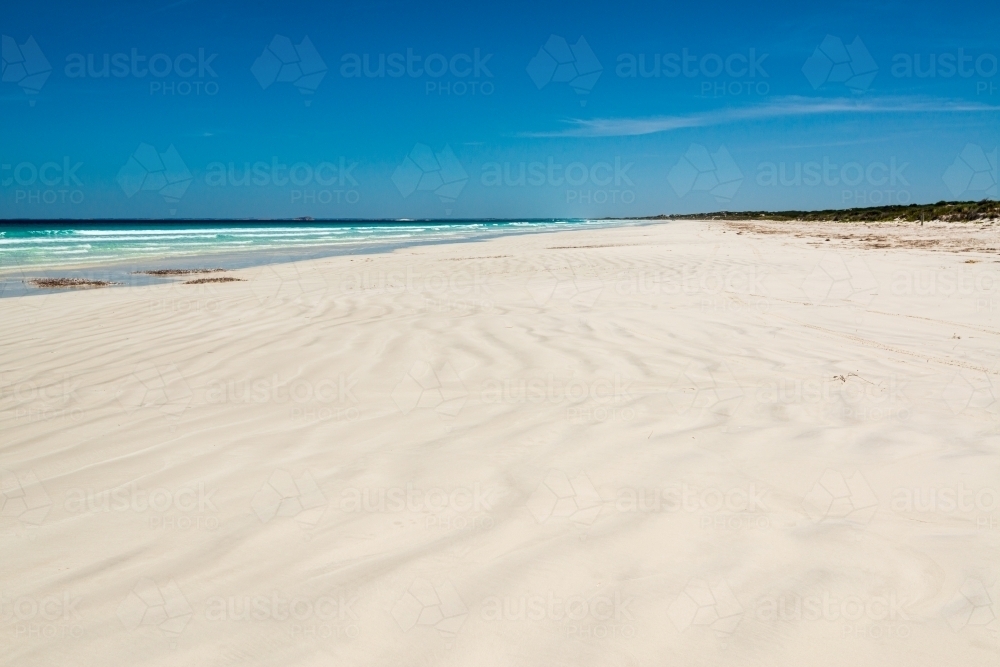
left=2, top=219, right=999, bottom=665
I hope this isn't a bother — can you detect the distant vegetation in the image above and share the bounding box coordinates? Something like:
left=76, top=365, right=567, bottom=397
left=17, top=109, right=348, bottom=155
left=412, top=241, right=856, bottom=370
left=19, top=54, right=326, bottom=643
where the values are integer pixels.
left=643, top=200, right=1000, bottom=223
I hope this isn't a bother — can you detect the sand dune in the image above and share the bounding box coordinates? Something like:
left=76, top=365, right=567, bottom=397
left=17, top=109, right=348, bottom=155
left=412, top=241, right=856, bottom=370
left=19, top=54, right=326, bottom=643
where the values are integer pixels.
left=2, top=219, right=999, bottom=665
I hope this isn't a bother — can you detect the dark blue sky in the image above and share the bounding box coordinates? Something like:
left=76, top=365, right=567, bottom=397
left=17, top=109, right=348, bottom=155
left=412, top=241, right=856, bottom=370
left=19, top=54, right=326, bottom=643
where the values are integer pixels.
left=2, top=0, right=998, bottom=218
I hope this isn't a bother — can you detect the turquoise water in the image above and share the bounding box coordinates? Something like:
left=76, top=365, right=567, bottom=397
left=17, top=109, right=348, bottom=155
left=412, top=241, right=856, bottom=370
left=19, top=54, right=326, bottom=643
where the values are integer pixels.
left=0, top=219, right=633, bottom=296
left=0, top=219, right=625, bottom=270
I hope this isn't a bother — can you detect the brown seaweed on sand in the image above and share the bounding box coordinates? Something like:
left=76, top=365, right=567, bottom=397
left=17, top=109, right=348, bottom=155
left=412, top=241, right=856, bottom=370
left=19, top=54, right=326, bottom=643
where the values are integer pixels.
left=135, top=269, right=228, bottom=276
left=183, top=277, right=245, bottom=285
left=29, top=278, right=121, bottom=289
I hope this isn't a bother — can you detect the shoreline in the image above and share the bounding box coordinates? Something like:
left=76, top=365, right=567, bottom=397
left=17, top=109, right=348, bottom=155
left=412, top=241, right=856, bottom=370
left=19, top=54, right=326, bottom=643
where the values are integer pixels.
left=0, top=218, right=646, bottom=298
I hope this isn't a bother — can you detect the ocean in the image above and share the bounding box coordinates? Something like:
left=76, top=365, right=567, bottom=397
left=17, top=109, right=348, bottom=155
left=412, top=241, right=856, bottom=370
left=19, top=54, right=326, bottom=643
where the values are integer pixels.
left=0, top=219, right=631, bottom=297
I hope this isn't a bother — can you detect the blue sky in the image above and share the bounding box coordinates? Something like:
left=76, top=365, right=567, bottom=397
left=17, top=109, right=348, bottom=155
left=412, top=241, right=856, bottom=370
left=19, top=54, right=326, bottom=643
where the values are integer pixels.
left=1, top=0, right=998, bottom=219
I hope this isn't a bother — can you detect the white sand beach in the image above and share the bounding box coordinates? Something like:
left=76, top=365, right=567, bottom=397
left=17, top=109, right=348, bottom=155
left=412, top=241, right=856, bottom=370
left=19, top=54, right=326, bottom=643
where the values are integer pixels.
left=2, top=219, right=999, bottom=665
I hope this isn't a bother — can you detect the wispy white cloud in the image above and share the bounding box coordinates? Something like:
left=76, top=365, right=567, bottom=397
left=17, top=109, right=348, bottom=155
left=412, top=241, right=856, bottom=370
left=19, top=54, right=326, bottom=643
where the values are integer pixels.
left=522, top=96, right=1000, bottom=138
